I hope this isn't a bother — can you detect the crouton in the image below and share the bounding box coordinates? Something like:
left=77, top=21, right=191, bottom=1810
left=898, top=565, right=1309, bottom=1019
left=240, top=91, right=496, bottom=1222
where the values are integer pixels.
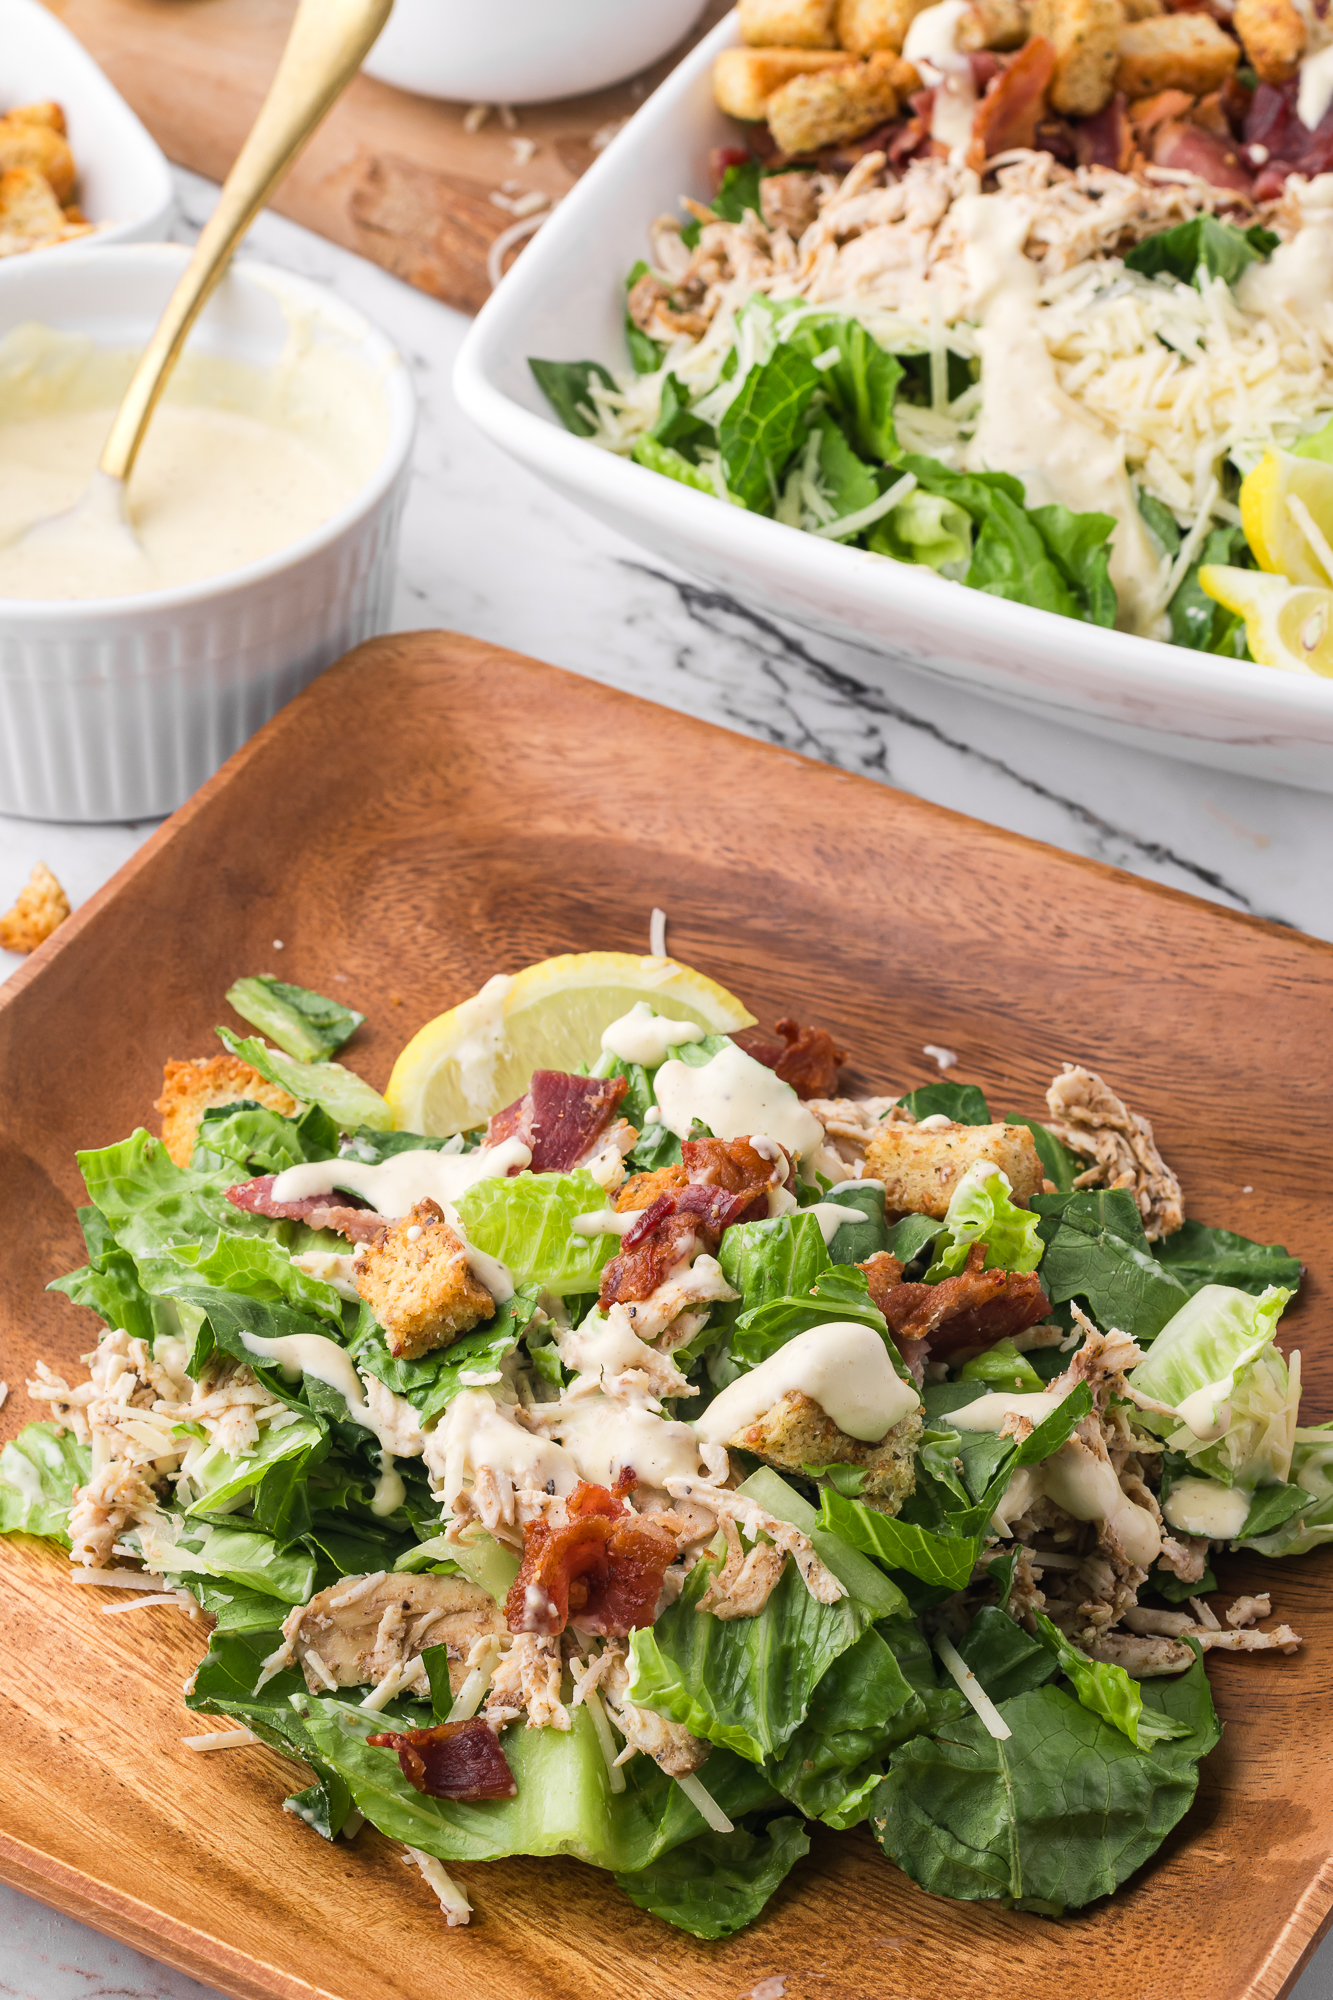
left=614, top=1164, right=690, bottom=1212
left=863, top=1120, right=1045, bottom=1219
left=0, top=861, right=69, bottom=954
left=729, top=1390, right=922, bottom=1515
left=1031, top=0, right=1125, bottom=116
left=156, top=1054, right=298, bottom=1169
left=1115, top=13, right=1238, bottom=98
left=714, top=45, right=855, bottom=119
left=0, top=117, right=75, bottom=202
left=1120, top=0, right=1163, bottom=18
left=0, top=165, right=68, bottom=250
left=1234, top=0, right=1305, bottom=83
left=835, top=0, right=937, bottom=53
left=355, top=1199, right=494, bottom=1361
left=740, top=0, right=839, bottom=46
left=957, top=0, right=1031, bottom=53
left=766, top=50, right=904, bottom=151
left=5, top=101, right=67, bottom=134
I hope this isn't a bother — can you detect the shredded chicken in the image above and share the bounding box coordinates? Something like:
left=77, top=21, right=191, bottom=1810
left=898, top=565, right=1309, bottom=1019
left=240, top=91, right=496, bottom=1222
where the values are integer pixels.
left=1227, top=1592, right=1273, bottom=1628
left=802, top=1096, right=907, bottom=1173
left=483, top=1631, right=569, bottom=1731
left=1045, top=1064, right=1185, bottom=1240
left=663, top=1477, right=845, bottom=1607
left=601, top=1646, right=711, bottom=1776
left=696, top=1515, right=789, bottom=1620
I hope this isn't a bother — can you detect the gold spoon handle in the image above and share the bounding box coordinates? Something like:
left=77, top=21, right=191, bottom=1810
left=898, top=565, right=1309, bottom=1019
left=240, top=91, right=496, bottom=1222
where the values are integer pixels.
left=99, top=0, right=393, bottom=486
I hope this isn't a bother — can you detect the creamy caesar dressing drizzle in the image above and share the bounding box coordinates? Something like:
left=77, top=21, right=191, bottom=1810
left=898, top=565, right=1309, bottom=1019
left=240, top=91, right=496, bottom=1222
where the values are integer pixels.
left=226, top=1326, right=405, bottom=1454
left=570, top=1206, right=636, bottom=1238
left=446, top=974, right=514, bottom=1119
left=1161, top=1474, right=1251, bottom=1540
left=557, top=1312, right=665, bottom=1381
left=271, top=1143, right=526, bottom=1301
left=551, top=1396, right=708, bottom=1489
left=0, top=322, right=387, bottom=601
left=950, top=1389, right=1071, bottom=1431
left=653, top=1040, right=825, bottom=1167
left=695, top=1321, right=920, bottom=1445
left=1172, top=1381, right=1233, bottom=1444
left=903, top=0, right=977, bottom=159
left=371, top=1450, right=406, bottom=1517
left=434, top=1388, right=579, bottom=1505
left=956, top=193, right=1169, bottom=638
left=599, top=1001, right=706, bottom=1067
left=1237, top=174, right=1333, bottom=320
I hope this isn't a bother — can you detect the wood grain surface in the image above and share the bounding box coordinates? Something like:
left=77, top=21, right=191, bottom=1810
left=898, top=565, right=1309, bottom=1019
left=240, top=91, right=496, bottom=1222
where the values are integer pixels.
left=39, top=0, right=728, bottom=313
left=2, top=631, right=1332, bottom=2000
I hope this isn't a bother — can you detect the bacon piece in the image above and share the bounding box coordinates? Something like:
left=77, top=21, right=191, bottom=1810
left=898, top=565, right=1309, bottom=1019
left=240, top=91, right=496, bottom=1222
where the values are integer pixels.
left=366, top=1717, right=517, bottom=1800
left=600, top=1211, right=700, bottom=1307
left=878, top=1243, right=1050, bottom=1359
left=486, top=1070, right=628, bottom=1174
left=734, top=1021, right=847, bottom=1099
left=1074, top=91, right=1133, bottom=168
left=857, top=1250, right=905, bottom=1314
left=225, top=1175, right=386, bottom=1243
left=506, top=1479, right=676, bottom=1638
left=968, top=36, right=1057, bottom=166
left=615, top=1165, right=689, bottom=1215
left=1151, top=116, right=1253, bottom=187
left=599, top=1136, right=784, bottom=1306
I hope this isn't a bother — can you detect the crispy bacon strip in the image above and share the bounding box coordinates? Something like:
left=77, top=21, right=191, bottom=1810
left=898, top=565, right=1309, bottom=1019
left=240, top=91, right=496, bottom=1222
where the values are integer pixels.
left=878, top=1242, right=1050, bottom=1358
left=366, top=1717, right=517, bottom=1800
left=486, top=1070, right=629, bottom=1174
left=598, top=1137, right=783, bottom=1306
left=735, top=1020, right=847, bottom=1099
left=968, top=36, right=1056, bottom=167
left=1074, top=92, right=1132, bottom=170
left=225, top=1176, right=385, bottom=1243
left=506, top=1478, right=676, bottom=1638
left=1150, top=117, right=1253, bottom=190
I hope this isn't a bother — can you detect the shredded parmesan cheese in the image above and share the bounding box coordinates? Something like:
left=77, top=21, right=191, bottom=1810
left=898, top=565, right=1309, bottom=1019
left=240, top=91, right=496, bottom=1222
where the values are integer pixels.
left=181, top=1726, right=261, bottom=1751
left=674, top=1770, right=735, bottom=1833
left=935, top=1632, right=1012, bottom=1740
left=404, top=1846, right=472, bottom=1926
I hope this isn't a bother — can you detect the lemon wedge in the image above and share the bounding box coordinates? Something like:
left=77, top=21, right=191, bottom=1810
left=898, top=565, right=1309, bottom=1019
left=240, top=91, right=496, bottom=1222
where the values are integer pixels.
left=1198, top=564, right=1333, bottom=676
left=386, top=951, right=758, bottom=1136
left=1239, top=449, right=1333, bottom=587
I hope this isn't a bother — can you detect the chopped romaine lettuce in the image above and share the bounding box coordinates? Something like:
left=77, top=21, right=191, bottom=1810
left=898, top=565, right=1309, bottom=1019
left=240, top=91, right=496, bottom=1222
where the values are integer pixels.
left=0, top=1422, right=90, bottom=1542
left=226, top=976, right=365, bottom=1063
left=924, top=1161, right=1043, bottom=1281
left=1127, top=1283, right=1297, bottom=1487
left=217, top=1027, right=393, bottom=1131
left=455, top=1170, right=617, bottom=1296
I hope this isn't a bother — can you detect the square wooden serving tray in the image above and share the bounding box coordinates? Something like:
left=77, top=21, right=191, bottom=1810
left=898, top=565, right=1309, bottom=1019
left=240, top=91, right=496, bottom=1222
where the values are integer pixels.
left=1, top=632, right=1331, bottom=2000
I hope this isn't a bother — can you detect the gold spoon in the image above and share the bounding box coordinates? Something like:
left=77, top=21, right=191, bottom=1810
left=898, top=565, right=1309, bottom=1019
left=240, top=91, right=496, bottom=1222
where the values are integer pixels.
left=22, top=0, right=393, bottom=558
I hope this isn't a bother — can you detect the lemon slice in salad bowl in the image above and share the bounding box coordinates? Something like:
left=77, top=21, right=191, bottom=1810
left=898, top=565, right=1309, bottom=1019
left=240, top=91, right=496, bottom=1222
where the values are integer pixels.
left=1238, top=449, right=1333, bottom=588
left=386, top=951, right=757, bottom=1136
left=1198, top=564, right=1333, bottom=677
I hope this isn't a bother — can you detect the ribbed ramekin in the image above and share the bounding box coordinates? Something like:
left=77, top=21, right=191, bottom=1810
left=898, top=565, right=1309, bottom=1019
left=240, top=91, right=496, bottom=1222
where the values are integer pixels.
left=0, top=245, right=415, bottom=821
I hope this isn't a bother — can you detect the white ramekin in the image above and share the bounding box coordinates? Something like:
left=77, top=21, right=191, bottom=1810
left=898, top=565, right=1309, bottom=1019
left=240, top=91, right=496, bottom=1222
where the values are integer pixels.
left=0, top=244, right=415, bottom=822
left=361, top=0, right=710, bottom=105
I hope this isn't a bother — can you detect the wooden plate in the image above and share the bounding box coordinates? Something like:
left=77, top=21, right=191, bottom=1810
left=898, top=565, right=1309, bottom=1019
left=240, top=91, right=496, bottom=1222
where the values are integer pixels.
left=1, top=631, right=1330, bottom=2000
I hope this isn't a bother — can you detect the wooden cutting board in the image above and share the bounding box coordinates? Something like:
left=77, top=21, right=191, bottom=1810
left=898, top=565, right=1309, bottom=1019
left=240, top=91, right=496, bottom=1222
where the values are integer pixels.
left=39, top=0, right=729, bottom=314
left=2, top=631, right=1332, bottom=2000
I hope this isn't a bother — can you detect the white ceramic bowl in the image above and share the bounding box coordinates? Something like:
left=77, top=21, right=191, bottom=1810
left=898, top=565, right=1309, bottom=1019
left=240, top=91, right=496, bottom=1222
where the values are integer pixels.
left=3, top=0, right=175, bottom=253
left=362, top=0, right=710, bottom=105
left=0, top=244, right=415, bottom=822
left=454, top=10, right=1333, bottom=794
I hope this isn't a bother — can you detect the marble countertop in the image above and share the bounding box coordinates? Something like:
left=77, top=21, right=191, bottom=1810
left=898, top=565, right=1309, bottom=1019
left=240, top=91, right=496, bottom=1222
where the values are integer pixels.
left=2, top=168, right=1331, bottom=2000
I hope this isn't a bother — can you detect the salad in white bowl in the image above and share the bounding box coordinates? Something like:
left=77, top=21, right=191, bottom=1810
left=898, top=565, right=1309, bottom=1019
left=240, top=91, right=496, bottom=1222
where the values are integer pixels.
left=3, top=951, right=1324, bottom=1935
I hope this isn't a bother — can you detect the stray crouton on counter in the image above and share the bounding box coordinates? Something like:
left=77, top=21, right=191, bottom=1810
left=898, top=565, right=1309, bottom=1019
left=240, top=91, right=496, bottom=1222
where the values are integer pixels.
left=0, top=101, right=91, bottom=257
left=354, top=1199, right=496, bottom=1361
left=0, top=861, right=70, bottom=955
left=156, top=1054, right=299, bottom=1169
left=864, top=1119, right=1045, bottom=1218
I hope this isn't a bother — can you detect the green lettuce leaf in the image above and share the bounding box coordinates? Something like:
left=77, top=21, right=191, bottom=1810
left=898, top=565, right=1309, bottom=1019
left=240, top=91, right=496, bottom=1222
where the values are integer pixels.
left=897, top=1081, right=991, bottom=1124
left=763, top=1626, right=926, bottom=1828
left=1127, top=1283, right=1297, bottom=1487
left=0, top=1422, right=90, bottom=1543
left=954, top=1604, right=1057, bottom=1702
left=712, top=159, right=764, bottom=221
left=719, top=345, right=822, bottom=513
left=870, top=1649, right=1219, bottom=1910
left=529, top=357, right=616, bottom=437
left=1035, top=1188, right=1190, bottom=1341
left=1246, top=1426, right=1333, bottom=1556
left=185, top=1626, right=353, bottom=1839
left=737, top=1467, right=909, bottom=1620
left=648, top=371, right=716, bottom=462
left=719, top=1209, right=830, bottom=1309
left=729, top=1264, right=896, bottom=1371
left=1153, top=1219, right=1303, bottom=1299
left=627, top=1549, right=865, bottom=1764
left=1124, top=215, right=1279, bottom=288
left=190, top=1100, right=341, bottom=1175
left=614, top=1818, right=810, bottom=1938
left=902, top=457, right=1116, bottom=627
left=49, top=1204, right=157, bottom=1342
left=136, top=1515, right=315, bottom=1603
left=632, top=433, right=715, bottom=492
left=925, top=1161, right=1043, bottom=1281
left=226, top=976, right=365, bottom=1062
left=1027, top=500, right=1117, bottom=628
left=216, top=1028, right=393, bottom=1132
left=184, top=1412, right=328, bottom=1520
left=957, top=1340, right=1044, bottom=1393
left=822, top=1183, right=890, bottom=1263
left=1032, top=1613, right=1190, bottom=1748
left=868, top=486, right=973, bottom=577
left=348, top=1285, right=540, bottom=1424
left=784, top=314, right=903, bottom=462
left=817, top=1490, right=979, bottom=1591
left=455, top=1170, right=617, bottom=1296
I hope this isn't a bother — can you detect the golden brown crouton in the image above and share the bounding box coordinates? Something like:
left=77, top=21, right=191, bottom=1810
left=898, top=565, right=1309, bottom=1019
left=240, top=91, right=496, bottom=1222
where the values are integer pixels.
left=0, top=861, right=69, bottom=954
left=864, top=1120, right=1045, bottom=1219
left=0, top=166, right=69, bottom=250
left=0, top=117, right=75, bottom=202
left=957, top=0, right=1031, bottom=53
left=5, top=101, right=67, bottom=134
left=614, top=1164, right=690, bottom=1212
left=729, top=1390, right=921, bottom=1515
left=1120, top=0, right=1163, bottom=18
left=1234, top=0, right=1305, bottom=83
left=1032, top=0, right=1125, bottom=115
left=1115, top=13, right=1238, bottom=98
left=835, top=0, right=937, bottom=53
left=766, top=50, right=904, bottom=151
left=355, top=1199, right=495, bottom=1361
left=740, top=0, right=839, bottom=45
left=714, top=45, right=855, bottom=119
left=156, top=1054, right=299, bottom=1169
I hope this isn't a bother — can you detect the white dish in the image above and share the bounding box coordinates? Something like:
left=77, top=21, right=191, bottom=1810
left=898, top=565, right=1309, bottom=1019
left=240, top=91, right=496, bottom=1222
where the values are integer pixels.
left=453, top=10, right=1333, bottom=794
left=361, top=0, right=711, bottom=106
left=0, top=244, right=415, bottom=823
left=2, top=0, right=175, bottom=253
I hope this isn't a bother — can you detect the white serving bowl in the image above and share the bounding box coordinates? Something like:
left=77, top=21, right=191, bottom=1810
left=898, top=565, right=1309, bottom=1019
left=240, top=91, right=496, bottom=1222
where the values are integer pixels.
left=361, top=0, right=711, bottom=105
left=3, top=0, right=175, bottom=252
left=454, top=10, right=1333, bottom=794
left=0, top=244, right=415, bottom=822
